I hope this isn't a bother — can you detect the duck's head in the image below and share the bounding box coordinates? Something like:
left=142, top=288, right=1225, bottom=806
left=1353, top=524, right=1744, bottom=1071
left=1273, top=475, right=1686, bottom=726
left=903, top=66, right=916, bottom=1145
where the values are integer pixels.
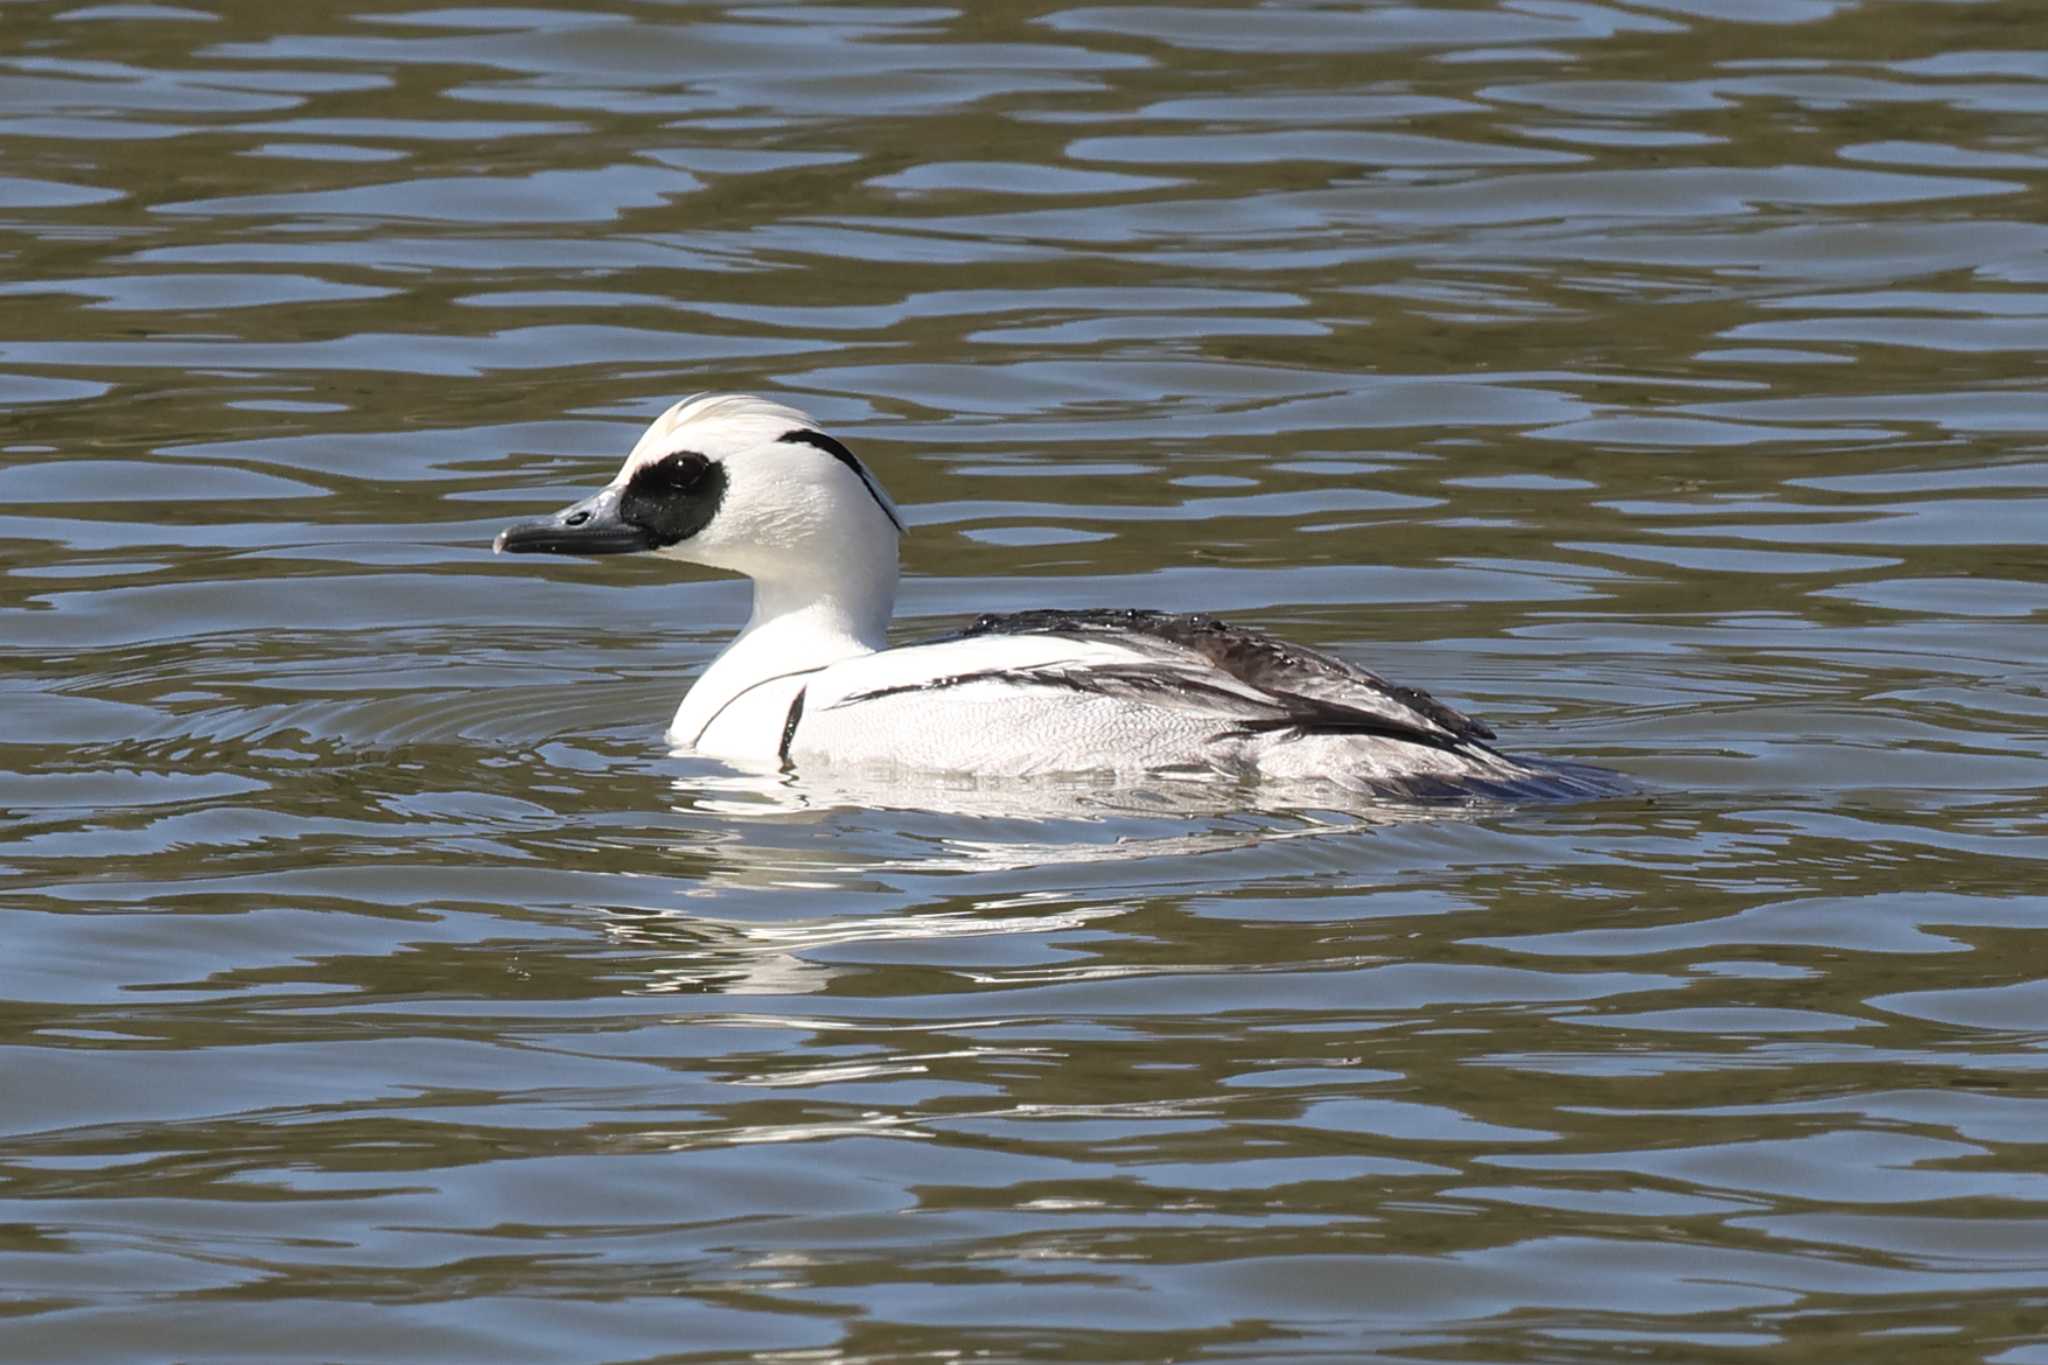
left=493, top=393, right=904, bottom=585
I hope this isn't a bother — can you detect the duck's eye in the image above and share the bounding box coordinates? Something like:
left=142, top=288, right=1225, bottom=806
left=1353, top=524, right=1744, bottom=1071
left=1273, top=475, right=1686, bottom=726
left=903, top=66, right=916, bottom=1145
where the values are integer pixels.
left=631, top=451, right=710, bottom=497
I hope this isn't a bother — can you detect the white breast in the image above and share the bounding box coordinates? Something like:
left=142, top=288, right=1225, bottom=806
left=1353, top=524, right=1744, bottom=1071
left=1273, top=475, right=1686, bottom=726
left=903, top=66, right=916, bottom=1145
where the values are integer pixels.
left=680, top=671, right=810, bottom=759
left=684, top=634, right=1168, bottom=768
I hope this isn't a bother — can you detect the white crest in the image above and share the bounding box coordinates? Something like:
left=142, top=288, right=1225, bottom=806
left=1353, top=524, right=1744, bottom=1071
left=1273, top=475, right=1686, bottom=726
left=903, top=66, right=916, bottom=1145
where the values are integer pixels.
left=616, top=393, right=823, bottom=481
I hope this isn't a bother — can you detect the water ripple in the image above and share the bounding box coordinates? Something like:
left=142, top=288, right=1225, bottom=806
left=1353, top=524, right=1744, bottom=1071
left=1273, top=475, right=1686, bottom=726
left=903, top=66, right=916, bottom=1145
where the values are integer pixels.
left=2, top=0, right=2045, bottom=1359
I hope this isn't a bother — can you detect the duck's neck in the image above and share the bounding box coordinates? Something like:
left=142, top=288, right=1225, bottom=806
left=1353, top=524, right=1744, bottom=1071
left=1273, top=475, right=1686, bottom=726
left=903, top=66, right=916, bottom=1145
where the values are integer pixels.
left=670, top=564, right=896, bottom=747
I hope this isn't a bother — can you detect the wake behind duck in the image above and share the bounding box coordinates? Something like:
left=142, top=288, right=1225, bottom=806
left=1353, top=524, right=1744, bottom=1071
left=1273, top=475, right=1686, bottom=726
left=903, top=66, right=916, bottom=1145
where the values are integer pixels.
left=495, top=393, right=1626, bottom=803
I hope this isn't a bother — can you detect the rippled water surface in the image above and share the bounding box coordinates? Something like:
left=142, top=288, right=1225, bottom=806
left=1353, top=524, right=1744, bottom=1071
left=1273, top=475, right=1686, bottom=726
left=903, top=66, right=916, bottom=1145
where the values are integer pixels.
left=6, top=1, right=2048, bottom=1359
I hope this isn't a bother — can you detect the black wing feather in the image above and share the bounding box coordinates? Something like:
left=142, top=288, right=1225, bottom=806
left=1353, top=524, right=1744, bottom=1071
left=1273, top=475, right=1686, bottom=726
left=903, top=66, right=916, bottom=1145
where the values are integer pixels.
left=889, top=608, right=1498, bottom=753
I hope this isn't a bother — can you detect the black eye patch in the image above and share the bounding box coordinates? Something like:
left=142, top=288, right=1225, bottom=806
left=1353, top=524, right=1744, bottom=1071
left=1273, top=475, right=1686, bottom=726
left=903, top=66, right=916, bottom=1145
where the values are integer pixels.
left=619, top=450, right=726, bottom=547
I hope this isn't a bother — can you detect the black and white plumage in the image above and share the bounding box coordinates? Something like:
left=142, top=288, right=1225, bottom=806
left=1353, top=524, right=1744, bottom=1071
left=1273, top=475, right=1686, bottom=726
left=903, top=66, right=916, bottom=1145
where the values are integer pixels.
left=495, top=394, right=1624, bottom=802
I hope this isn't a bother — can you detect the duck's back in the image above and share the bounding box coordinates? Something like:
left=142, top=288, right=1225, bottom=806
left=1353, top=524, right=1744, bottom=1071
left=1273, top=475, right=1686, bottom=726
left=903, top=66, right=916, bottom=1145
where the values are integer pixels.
left=778, top=610, right=1620, bottom=800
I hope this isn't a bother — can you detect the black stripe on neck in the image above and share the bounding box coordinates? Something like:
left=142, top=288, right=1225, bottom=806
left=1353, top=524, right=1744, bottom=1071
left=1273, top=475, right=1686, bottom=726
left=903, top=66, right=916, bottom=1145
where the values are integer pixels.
left=778, top=428, right=904, bottom=533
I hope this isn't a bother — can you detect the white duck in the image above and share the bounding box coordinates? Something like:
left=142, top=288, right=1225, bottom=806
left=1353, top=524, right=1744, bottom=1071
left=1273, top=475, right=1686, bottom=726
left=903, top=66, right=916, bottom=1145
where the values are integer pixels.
left=495, top=393, right=1622, bottom=801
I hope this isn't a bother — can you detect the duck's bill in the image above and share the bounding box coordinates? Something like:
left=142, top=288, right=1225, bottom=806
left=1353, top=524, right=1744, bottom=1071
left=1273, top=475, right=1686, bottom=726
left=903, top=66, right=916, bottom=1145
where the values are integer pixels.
left=494, top=488, right=652, bottom=556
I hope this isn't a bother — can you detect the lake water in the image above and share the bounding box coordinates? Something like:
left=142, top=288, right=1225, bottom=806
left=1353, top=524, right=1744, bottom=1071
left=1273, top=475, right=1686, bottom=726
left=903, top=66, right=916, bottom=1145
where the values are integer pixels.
left=5, top=1, right=2048, bottom=1359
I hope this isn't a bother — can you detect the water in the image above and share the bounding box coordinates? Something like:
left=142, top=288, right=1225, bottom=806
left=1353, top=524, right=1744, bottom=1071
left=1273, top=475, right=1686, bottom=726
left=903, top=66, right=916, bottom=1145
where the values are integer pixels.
left=5, top=1, right=2047, bottom=1359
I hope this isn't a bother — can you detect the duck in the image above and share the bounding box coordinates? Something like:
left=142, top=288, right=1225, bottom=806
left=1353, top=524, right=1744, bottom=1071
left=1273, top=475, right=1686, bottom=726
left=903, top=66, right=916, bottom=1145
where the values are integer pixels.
left=494, top=393, right=1624, bottom=801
